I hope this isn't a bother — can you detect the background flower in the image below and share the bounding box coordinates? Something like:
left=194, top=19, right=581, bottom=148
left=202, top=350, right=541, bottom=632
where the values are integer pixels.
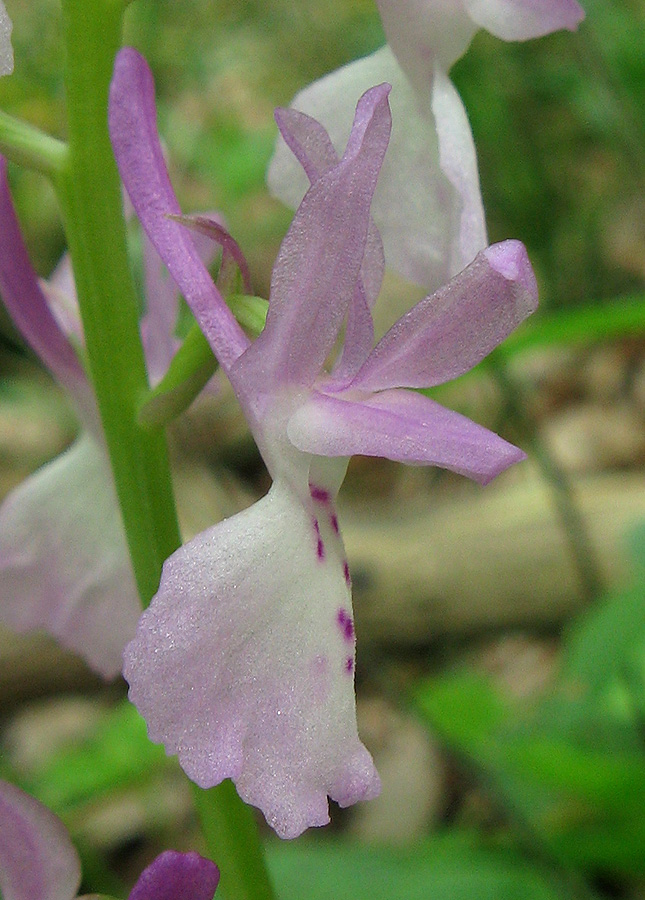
left=268, top=0, right=584, bottom=293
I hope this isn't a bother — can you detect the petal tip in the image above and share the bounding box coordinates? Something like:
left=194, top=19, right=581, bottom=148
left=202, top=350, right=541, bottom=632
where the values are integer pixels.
left=484, top=239, right=538, bottom=308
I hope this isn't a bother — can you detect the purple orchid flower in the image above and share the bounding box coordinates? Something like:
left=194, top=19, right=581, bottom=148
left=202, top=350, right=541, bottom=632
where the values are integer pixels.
left=269, top=0, right=584, bottom=294
left=0, top=779, right=219, bottom=900
left=109, top=47, right=537, bottom=838
left=0, top=161, right=230, bottom=678
left=0, top=0, right=12, bottom=76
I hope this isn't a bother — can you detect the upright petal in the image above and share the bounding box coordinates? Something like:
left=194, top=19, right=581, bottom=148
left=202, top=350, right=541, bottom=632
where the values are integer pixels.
left=109, top=47, right=249, bottom=374
left=273, top=106, right=385, bottom=381
left=0, top=1, right=12, bottom=76
left=465, top=0, right=585, bottom=40
left=288, top=388, right=525, bottom=485
left=0, top=158, right=91, bottom=415
left=242, top=83, right=391, bottom=392
left=348, top=240, right=537, bottom=392
left=129, top=851, right=219, bottom=900
left=0, top=434, right=141, bottom=678
left=268, top=47, right=482, bottom=293
left=0, top=781, right=81, bottom=900
left=124, top=482, right=379, bottom=839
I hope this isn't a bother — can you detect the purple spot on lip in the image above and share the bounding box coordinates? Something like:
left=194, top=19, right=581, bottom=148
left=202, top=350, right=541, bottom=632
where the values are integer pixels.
left=343, top=561, right=351, bottom=585
left=312, top=517, right=325, bottom=560
left=337, top=608, right=354, bottom=642
left=330, top=513, right=339, bottom=534
left=310, top=485, right=330, bottom=504
left=345, top=657, right=354, bottom=674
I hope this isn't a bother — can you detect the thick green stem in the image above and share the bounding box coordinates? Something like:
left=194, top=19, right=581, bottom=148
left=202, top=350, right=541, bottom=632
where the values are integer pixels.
left=193, top=782, right=277, bottom=900
left=56, top=4, right=276, bottom=896
left=58, top=0, right=180, bottom=604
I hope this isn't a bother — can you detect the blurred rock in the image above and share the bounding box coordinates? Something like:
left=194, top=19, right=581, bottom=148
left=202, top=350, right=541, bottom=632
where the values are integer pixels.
left=351, top=697, right=446, bottom=843
left=542, top=402, right=645, bottom=472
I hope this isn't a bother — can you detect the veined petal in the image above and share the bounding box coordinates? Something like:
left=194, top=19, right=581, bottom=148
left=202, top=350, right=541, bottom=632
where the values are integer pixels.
left=0, top=780, right=81, bottom=900
left=128, top=851, right=219, bottom=900
left=269, top=47, right=479, bottom=293
left=0, top=1, right=12, bottom=76
left=124, top=482, right=379, bottom=839
left=140, top=234, right=183, bottom=388
left=39, top=254, right=85, bottom=349
left=242, top=83, right=391, bottom=392
left=0, top=158, right=91, bottom=413
left=465, top=0, right=585, bottom=40
left=273, top=106, right=384, bottom=381
left=0, top=433, right=140, bottom=679
left=288, top=388, right=525, bottom=484
left=109, top=47, right=248, bottom=374
left=432, top=65, right=487, bottom=276
left=348, top=240, right=537, bottom=392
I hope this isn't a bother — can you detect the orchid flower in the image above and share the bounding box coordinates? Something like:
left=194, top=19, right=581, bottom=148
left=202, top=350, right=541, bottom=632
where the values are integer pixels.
left=0, top=779, right=220, bottom=900
left=110, top=47, right=538, bottom=838
left=269, top=0, right=584, bottom=293
left=0, top=0, right=12, bottom=76
left=0, top=160, right=228, bottom=678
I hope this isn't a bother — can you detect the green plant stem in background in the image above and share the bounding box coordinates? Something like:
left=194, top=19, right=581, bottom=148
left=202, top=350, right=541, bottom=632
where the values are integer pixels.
left=57, top=0, right=180, bottom=604
left=0, top=110, right=67, bottom=177
left=56, top=2, right=276, bottom=897
left=487, top=352, right=604, bottom=603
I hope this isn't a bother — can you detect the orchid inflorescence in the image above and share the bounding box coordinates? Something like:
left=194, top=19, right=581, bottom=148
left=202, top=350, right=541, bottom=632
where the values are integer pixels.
left=0, top=0, right=584, bottom=892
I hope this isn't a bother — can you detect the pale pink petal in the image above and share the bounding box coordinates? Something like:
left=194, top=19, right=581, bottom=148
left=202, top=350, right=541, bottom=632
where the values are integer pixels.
left=0, top=781, right=80, bottom=900
left=0, top=1, right=12, bottom=76
left=242, top=83, right=391, bottom=392
left=109, top=47, right=249, bottom=374
left=348, top=240, right=537, bottom=392
left=0, top=434, right=140, bottom=678
left=140, top=234, right=182, bottom=388
left=288, top=388, right=525, bottom=485
left=465, top=0, right=584, bottom=40
left=0, top=158, right=91, bottom=413
left=129, top=850, right=219, bottom=900
left=268, top=47, right=479, bottom=292
left=375, top=0, right=478, bottom=76
left=273, top=107, right=384, bottom=381
left=432, top=65, right=487, bottom=276
left=124, top=482, right=379, bottom=839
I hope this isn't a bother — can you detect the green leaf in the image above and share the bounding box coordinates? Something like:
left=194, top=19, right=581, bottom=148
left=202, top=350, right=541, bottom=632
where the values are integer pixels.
left=267, top=834, right=563, bottom=900
left=413, top=670, right=508, bottom=752
left=21, top=700, right=170, bottom=815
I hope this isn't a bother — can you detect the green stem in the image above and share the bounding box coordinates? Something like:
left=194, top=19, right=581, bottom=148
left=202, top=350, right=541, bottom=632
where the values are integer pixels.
left=0, top=110, right=67, bottom=177
left=488, top=352, right=603, bottom=602
left=57, top=0, right=179, bottom=604
left=193, top=782, right=276, bottom=900
left=56, top=4, right=276, bottom=896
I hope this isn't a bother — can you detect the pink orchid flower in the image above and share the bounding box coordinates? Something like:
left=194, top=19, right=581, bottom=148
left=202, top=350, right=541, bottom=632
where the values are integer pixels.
left=0, top=161, right=229, bottom=677
left=110, top=47, right=537, bottom=838
left=269, top=0, right=584, bottom=292
left=0, top=780, right=219, bottom=900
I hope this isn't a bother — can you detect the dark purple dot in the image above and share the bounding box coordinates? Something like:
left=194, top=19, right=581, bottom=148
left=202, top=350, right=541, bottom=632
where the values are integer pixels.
left=343, top=561, right=351, bottom=585
left=336, top=608, right=354, bottom=642
left=310, top=485, right=330, bottom=504
left=330, top=513, right=339, bottom=534
left=317, top=539, right=325, bottom=560
left=345, top=657, right=354, bottom=674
